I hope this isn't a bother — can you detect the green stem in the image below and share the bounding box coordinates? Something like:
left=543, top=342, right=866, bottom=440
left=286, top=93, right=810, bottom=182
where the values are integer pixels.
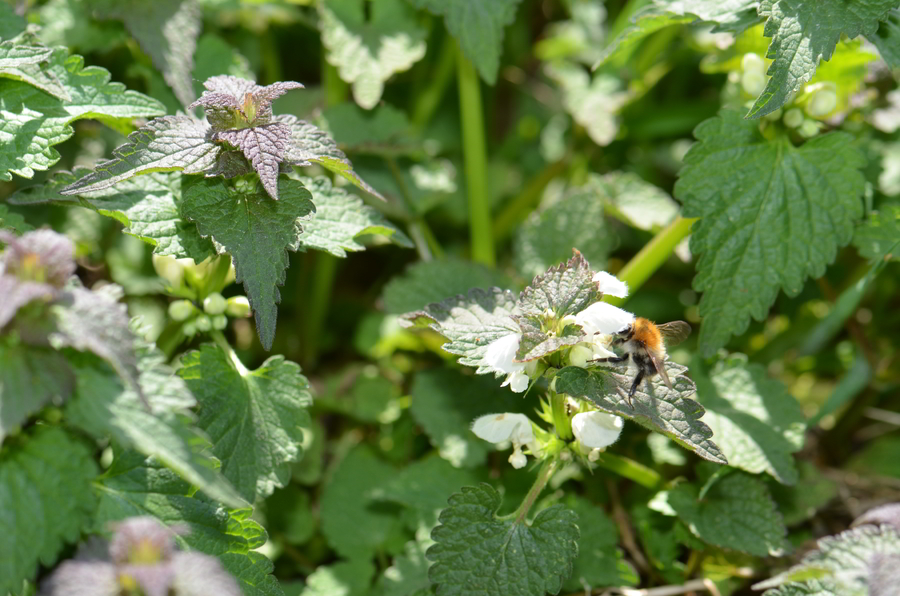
left=386, top=156, right=444, bottom=260
left=303, top=254, right=338, bottom=369
left=412, top=34, right=456, bottom=130
left=323, top=61, right=348, bottom=106
left=511, top=458, right=559, bottom=524
left=593, top=452, right=661, bottom=489
left=211, top=330, right=248, bottom=376
left=260, top=32, right=283, bottom=85
left=456, top=43, right=494, bottom=266
left=606, top=216, right=697, bottom=306
left=550, top=391, right=573, bottom=441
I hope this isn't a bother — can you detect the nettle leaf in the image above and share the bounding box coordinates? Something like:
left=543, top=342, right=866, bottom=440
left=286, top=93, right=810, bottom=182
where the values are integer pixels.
left=320, top=445, right=403, bottom=561
left=514, top=316, right=583, bottom=362
left=544, top=61, right=628, bottom=147
left=0, top=204, right=32, bottom=233
left=319, top=0, right=426, bottom=110
left=0, top=36, right=52, bottom=69
left=754, top=524, right=900, bottom=595
left=377, top=538, right=432, bottom=596
left=517, top=250, right=599, bottom=318
left=215, top=123, right=293, bottom=201
left=591, top=171, right=679, bottom=232
left=769, top=461, right=838, bottom=527
left=409, top=0, right=523, bottom=84
left=11, top=169, right=215, bottom=260
left=596, top=0, right=758, bottom=67
left=692, top=354, right=805, bottom=484
left=0, top=32, right=71, bottom=100
left=0, top=426, right=97, bottom=595
left=749, top=0, right=897, bottom=119
left=515, top=184, right=616, bottom=280
left=409, top=368, right=533, bottom=468
left=564, top=496, right=637, bottom=591
left=427, top=483, right=579, bottom=596
left=93, top=452, right=284, bottom=596
left=292, top=175, right=412, bottom=256
left=0, top=46, right=166, bottom=181
left=675, top=109, right=865, bottom=356
left=872, top=9, right=900, bottom=67
left=321, top=102, right=418, bottom=156
left=180, top=176, right=315, bottom=350
left=668, top=471, right=788, bottom=556
left=401, top=287, right=520, bottom=375
left=59, top=115, right=219, bottom=195
left=854, top=202, right=900, bottom=261
left=383, top=258, right=515, bottom=315
left=92, top=0, right=202, bottom=107
left=179, top=344, right=312, bottom=503
left=555, top=364, right=727, bottom=464
left=0, top=342, right=74, bottom=444
left=0, top=2, right=24, bottom=39
left=65, top=344, right=244, bottom=509
left=280, top=115, right=385, bottom=200
left=302, top=560, right=375, bottom=596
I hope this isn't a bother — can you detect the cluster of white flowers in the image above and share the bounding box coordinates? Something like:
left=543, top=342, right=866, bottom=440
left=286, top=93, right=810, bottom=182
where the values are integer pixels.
left=471, top=413, right=540, bottom=469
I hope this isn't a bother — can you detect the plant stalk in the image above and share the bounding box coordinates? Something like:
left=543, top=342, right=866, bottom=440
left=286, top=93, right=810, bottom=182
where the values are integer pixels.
left=593, top=451, right=662, bottom=489
left=550, top=391, right=574, bottom=441
left=412, top=33, right=456, bottom=130
left=512, top=458, right=559, bottom=524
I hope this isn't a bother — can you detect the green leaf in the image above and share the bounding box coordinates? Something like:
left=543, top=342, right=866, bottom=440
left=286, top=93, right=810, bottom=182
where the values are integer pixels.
left=179, top=344, right=312, bottom=503
left=748, top=0, right=897, bottom=119
left=854, top=202, right=900, bottom=261
left=675, top=109, right=865, bottom=355
left=0, top=342, right=73, bottom=444
left=65, top=344, right=245, bottom=508
left=564, top=496, right=638, bottom=592
left=383, top=258, right=515, bottom=315
left=0, top=46, right=166, bottom=181
left=92, top=0, right=201, bottom=107
left=59, top=116, right=219, bottom=195
left=292, top=175, right=411, bottom=256
left=319, top=0, right=426, bottom=109
left=265, top=485, right=315, bottom=545
left=402, top=287, right=520, bottom=376
left=848, top=435, right=900, bottom=478
left=10, top=169, right=215, bottom=260
left=427, top=483, right=579, bottom=596
left=301, top=560, right=375, bottom=596
left=377, top=538, right=433, bottom=596
left=0, top=33, right=71, bottom=100
left=668, top=471, right=788, bottom=556
left=93, top=451, right=284, bottom=596
left=180, top=176, right=315, bottom=350
left=0, top=426, right=97, bottom=595
left=409, top=0, right=523, bottom=84
left=544, top=61, right=627, bottom=147
left=320, top=445, right=403, bottom=561
left=514, top=184, right=615, bottom=280
left=281, top=115, right=385, bottom=200
left=321, top=102, right=418, bottom=156
left=517, top=249, right=599, bottom=318
left=0, top=2, right=25, bottom=39
left=0, top=37, right=51, bottom=69
left=591, top=171, right=679, bottom=232
left=409, top=368, right=532, bottom=468
left=768, top=461, right=838, bottom=527
left=0, top=204, right=31, bottom=233
left=555, top=364, right=727, bottom=464
left=754, top=525, right=900, bottom=596
left=692, top=354, right=805, bottom=484
left=192, top=34, right=254, bottom=97
left=872, top=10, right=900, bottom=67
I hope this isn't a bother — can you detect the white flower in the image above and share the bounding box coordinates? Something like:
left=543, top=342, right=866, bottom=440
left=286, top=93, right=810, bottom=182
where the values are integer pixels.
left=572, top=411, right=624, bottom=449
left=508, top=447, right=527, bottom=469
left=484, top=333, right=530, bottom=393
left=471, top=413, right=539, bottom=468
left=592, top=271, right=629, bottom=298
left=575, top=302, right=635, bottom=336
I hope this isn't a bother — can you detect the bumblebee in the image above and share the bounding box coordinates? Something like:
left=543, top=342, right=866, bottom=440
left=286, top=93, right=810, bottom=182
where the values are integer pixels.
left=594, top=318, right=691, bottom=406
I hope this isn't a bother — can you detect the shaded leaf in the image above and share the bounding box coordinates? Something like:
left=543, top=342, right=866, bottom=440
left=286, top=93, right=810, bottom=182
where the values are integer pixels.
left=564, top=496, right=638, bottom=591
left=853, top=202, right=900, bottom=262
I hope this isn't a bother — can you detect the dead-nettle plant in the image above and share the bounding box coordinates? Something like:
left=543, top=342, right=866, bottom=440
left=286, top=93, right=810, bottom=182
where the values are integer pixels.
left=58, top=75, right=390, bottom=350
left=402, top=250, right=727, bottom=595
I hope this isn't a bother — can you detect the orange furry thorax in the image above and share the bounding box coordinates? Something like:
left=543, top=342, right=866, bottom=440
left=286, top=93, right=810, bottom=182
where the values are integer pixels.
left=631, top=317, right=663, bottom=350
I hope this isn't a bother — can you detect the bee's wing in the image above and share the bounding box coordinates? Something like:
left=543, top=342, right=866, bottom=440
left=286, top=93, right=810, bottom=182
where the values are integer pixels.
left=648, top=349, right=675, bottom=391
left=657, top=321, right=692, bottom=347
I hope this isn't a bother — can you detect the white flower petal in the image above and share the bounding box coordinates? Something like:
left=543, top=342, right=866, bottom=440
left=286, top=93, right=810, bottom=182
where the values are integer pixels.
left=575, top=302, right=635, bottom=336
left=507, top=371, right=530, bottom=393
left=471, top=413, right=533, bottom=444
left=484, top=333, right=525, bottom=374
left=508, top=446, right=527, bottom=469
left=568, top=344, right=594, bottom=368
left=572, top=411, right=624, bottom=449
left=592, top=271, right=629, bottom=298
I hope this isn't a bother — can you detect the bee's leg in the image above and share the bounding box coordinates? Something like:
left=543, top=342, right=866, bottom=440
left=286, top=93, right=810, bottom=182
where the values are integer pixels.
left=591, top=354, right=629, bottom=364
left=625, top=369, right=645, bottom=409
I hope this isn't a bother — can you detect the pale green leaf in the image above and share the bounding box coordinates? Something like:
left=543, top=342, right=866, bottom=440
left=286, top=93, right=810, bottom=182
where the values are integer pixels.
left=179, top=344, right=312, bottom=503
left=590, top=171, right=679, bottom=231
left=409, top=0, right=523, bottom=84
left=427, top=483, right=579, bottom=596
left=668, top=472, right=788, bottom=556
left=0, top=32, right=71, bottom=100
left=321, top=101, right=418, bottom=155
left=10, top=168, right=215, bottom=260
left=0, top=426, right=97, bottom=595
left=293, top=175, right=412, bottom=256
left=377, top=538, right=432, bottom=596
left=302, top=560, right=375, bottom=596
left=180, top=176, right=315, bottom=350
left=675, top=109, right=866, bottom=355
left=564, top=496, right=638, bottom=592
left=854, top=202, right=900, bottom=261
left=383, top=258, right=515, bottom=315
left=555, top=363, right=727, bottom=464
left=320, top=445, right=403, bottom=560
left=0, top=342, right=73, bottom=444
left=692, top=354, right=806, bottom=484
left=93, top=451, right=284, bottom=596
left=544, top=61, right=627, bottom=147
left=0, top=2, right=25, bottom=39
left=320, top=0, right=426, bottom=110
left=749, top=0, right=897, bottom=118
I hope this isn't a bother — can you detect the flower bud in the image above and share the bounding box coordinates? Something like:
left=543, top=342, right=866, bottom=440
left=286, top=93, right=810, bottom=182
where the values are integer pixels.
left=741, top=52, right=765, bottom=75
left=153, top=255, right=193, bottom=288
left=183, top=321, right=197, bottom=336
left=195, top=315, right=212, bottom=332
left=806, top=86, right=837, bottom=117
left=203, top=292, right=227, bottom=315
left=508, top=447, right=527, bottom=469
left=212, top=314, right=228, bottom=330
left=572, top=411, right=624, bottom=449
left=569, top=344, right=594, bottom=368
left=798, top=119, right=820, bottom=138
left=783, top=108, right=804, bottom=128
left=225, top=296, right=251, bottom=317
left=741, top=70, right=766, bottom=97
left=763, top=107, right=782, bottom=122
left=168, top=300, right=195, bottom=322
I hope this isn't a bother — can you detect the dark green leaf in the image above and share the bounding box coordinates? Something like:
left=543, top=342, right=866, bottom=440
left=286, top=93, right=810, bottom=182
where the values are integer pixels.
left=564, top=496, right=637, bottom=591
left=872, top=10, right=900, bottom=67
left=854, top=202, right=900, bottom=262
left=0, top=342, right=73, bottom=444
left=517, top=250, right=599, bottom=318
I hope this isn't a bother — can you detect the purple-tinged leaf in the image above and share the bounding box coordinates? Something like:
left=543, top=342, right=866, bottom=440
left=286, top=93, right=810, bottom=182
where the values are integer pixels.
left=192, top=75, right=302, bottom=126
left=0, top=228, right=76, bottom=288
left=214, top=122, right=292, bottom=200
left=0, top=276, right=57, bottom=329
